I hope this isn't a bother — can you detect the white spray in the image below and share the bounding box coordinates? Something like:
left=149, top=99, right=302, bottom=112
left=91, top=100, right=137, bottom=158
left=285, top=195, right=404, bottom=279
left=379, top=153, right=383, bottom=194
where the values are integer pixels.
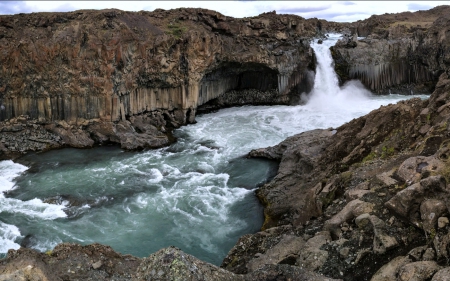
left=303, top=34, right=373, bottom=112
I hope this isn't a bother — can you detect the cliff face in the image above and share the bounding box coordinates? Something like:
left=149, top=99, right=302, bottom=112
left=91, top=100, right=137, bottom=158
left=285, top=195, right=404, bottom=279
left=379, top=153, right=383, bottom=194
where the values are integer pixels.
left=331, top=5, right=450, bottom=94
left=0, top=8, right=328, bottom=156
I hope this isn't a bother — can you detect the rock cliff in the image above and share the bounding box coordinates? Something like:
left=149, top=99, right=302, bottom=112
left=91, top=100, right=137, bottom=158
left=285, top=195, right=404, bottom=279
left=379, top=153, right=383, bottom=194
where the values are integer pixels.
left=0, top=8, right=328, bottom=158
left=331, top=5, right=450, bottom=95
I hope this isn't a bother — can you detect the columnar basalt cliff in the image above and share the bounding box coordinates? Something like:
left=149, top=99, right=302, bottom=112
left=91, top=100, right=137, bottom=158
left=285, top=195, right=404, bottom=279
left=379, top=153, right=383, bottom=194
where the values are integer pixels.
left=331, top=5, right=450, bottom=95
left=0, top=8, right=328, bottom=158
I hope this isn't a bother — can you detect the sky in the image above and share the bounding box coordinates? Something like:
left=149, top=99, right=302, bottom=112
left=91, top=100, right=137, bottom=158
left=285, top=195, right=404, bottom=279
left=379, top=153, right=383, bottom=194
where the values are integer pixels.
left=0, top=1, right=449, bottom=22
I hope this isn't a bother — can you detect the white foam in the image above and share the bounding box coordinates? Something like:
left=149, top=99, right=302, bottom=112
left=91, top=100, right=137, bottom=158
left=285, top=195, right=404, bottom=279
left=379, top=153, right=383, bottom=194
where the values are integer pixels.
left=147, top=168, right=163, bottom=184
left=0, top=160, right=28, bottom=195
left=0, top=197, right=67, bottom=220
left=0, top=222, right=22, bottom=253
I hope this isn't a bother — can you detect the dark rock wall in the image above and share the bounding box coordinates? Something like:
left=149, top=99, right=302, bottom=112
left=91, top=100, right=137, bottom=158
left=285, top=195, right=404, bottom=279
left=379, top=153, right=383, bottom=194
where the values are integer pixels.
left=331, top=6, right=450, bottom=94
left=0, top=9, right=321, bottom=125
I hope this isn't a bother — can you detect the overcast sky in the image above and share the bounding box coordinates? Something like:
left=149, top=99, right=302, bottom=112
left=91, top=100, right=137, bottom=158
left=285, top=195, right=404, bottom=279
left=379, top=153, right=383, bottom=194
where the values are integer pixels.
left=0, top=1, right=449, bottom=22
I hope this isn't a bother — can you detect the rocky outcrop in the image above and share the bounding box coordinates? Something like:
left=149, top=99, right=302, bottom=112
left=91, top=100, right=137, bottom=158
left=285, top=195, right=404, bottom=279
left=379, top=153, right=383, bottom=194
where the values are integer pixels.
left=0, top=244, right=342, bottom=281
left=331, top=5, right=450, bottom=94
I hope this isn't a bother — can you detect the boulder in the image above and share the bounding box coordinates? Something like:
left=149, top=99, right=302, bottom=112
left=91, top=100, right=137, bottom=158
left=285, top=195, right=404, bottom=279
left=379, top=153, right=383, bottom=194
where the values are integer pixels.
left=385, top=176, right=449, bottom=228
left=432, top=267, right=450, bottom=281
left=371, top=256, right=412, bottom=281
left=324, top=199, right=374, bottom=238
left=398, top=261, right=440, bottom=281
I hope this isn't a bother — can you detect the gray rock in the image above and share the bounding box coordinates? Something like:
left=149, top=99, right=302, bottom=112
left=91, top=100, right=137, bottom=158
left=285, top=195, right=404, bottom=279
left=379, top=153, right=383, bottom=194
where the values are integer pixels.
left=324, top=199, right=374, bottom=237
left=420, top=199, right=447, bottom=231
left=432, top=267, right=450, bottom=281
left=398, top=261, right=440, bottom=281
left=371, top=256, right=412, bottom=281
left=246, top=234, right=305, bottom=272
left=385, top=176, right=448, bottom=228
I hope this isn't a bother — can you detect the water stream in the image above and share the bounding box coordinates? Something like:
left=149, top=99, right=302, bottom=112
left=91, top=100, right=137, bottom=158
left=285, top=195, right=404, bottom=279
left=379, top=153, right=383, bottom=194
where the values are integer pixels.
left=0, top=34, right=428, bottom=265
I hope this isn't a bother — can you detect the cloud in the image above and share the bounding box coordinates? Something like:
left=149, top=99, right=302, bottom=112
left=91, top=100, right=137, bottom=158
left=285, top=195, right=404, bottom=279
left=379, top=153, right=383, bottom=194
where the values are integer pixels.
left=0, top=1, right=29, bottom=14
left=342, top=1, right=356, bottom=6
left=276, top=5, right=330, bottom=14
left=407, top=3, right=433, bottom=11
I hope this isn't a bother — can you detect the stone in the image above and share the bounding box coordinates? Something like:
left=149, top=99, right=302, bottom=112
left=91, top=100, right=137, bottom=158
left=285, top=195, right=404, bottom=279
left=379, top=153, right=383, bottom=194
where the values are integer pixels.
left=246, top=234, right=305, bottom=272
left=369, top=215, right=399, bottom=254
left=375, top=171, right=398, bottom=187
left=92, top=260, right=102, bottom=269
left=396, top=156, right=444, bottom=185
left=385, top=176, right=448, bottom=227
left=432, top=267, right=450, bottom=281
left=324, top=199, right=374, bottom=237
left=420, top=199, right=447, bottom=231
left=398, top=261, right=440, bottom=281
left=422, top=248, right=435, bottom=261
left=339, top=247, right=350, bottom=258
left=371, top=256, right=412, bottom=281
left=438, top=217, right=449, bottom=229
left=345, top=188, right=372, bottom=200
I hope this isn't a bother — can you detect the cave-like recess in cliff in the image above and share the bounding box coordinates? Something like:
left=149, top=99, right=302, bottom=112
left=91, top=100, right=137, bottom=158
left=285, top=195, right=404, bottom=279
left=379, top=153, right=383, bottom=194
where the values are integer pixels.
left=197, top=62, right=279, bottom=106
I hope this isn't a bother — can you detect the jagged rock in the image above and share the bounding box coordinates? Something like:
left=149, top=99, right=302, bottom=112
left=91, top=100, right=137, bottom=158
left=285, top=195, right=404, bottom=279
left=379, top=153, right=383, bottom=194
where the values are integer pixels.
left=0, top=265, right=47, bottom=281
left=345, top=188, right=372, bottom=200
left=375, top=170, right=398, bottom=187
left=369, top=215, right=399, bottom=254
left=255, top=129, right=334, bottom=228
left=408, top=246, right=429, bottom=261
left=434, top=233, right=450, bottom=260
left=246, top=234, right=305, bottom=272
left=248, top=264, right=343, bottom=281
left=221, top=225, right=296, bottom=274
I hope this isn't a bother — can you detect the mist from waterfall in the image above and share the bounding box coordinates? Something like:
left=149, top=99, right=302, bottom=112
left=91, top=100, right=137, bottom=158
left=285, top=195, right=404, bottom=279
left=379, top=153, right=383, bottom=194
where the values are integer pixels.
left=302, top=34, right=373, bottom=112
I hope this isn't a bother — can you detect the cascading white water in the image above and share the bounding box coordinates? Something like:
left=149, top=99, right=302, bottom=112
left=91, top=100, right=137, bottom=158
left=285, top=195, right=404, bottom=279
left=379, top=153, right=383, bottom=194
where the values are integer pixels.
left=0, top=34, right=428, bottom=265
left=304, top=34, right=374, bottom=112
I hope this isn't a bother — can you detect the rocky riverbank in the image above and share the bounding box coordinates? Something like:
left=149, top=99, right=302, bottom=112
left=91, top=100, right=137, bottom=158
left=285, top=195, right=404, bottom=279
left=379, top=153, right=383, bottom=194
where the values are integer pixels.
left=3, top=5, right=450, bottom=281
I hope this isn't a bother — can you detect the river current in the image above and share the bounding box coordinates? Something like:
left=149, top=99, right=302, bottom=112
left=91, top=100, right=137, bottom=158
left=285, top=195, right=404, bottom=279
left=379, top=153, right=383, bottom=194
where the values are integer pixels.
left=0, top=34, right=428, bottom=265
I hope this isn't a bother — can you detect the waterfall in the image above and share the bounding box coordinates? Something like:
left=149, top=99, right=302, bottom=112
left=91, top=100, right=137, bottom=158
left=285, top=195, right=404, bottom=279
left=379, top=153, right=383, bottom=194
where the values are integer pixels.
left=303, top=34, right=372, bottom=111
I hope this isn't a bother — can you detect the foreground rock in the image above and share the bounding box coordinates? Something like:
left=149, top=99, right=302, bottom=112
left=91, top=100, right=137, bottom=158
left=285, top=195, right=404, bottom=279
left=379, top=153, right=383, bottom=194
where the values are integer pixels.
left=0, top=244, right=341, bottom=281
